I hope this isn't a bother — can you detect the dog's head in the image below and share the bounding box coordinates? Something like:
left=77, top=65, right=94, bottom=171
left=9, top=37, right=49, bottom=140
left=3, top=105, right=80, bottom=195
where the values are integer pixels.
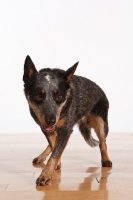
left=23, top=55, right=78, bottom=133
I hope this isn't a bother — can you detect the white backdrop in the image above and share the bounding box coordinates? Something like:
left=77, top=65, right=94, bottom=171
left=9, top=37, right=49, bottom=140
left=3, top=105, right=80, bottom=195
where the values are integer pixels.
left=0, top=0, right=133, bottom=133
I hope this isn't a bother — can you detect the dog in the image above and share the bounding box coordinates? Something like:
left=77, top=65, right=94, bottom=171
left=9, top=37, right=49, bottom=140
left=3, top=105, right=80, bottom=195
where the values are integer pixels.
left=23, top=55, right=112, bottom=186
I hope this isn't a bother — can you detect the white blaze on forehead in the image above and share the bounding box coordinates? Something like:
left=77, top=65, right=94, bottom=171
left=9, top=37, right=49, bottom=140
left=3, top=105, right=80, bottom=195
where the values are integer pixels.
left=45, top=74, right=51, bottom=83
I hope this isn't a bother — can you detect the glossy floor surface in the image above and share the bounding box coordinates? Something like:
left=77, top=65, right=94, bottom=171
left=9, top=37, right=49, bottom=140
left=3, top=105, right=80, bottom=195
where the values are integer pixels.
left=0, top=132, right=133, bottom=200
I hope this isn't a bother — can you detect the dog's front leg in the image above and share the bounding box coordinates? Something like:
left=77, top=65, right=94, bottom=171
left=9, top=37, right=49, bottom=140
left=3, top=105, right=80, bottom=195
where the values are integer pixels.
left=36, top=128, right=72, bottom=186
left=33, top=131, right=57, bottom=164
left=33, top=144, right=52, bottom=164
left=33, top=131, right=61, bottom=169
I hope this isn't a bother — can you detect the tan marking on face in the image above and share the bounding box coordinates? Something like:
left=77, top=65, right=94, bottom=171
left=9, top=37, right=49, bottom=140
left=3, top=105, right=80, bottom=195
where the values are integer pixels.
left=56, top=99, right=67, bottom=123
left=27, top=95, right=67, bottom=129
left=53, top=89, right=58, bottom=94
left=27, top=96, right=46, bottom=126
left=41, top=89, right=45, bottom=94
left=56, top=117, right=66, bottom=128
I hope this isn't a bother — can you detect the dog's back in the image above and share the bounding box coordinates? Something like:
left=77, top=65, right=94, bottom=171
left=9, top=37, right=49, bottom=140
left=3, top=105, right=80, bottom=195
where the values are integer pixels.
left=71, top=75, right=109, bottom=119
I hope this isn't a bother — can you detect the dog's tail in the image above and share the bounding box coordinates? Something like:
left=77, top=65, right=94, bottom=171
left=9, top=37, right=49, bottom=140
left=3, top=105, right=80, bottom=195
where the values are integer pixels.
left=78, top=122, right=99, bottom=147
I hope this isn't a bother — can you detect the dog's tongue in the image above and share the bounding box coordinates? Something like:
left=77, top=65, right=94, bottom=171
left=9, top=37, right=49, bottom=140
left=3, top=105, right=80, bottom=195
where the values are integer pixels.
left=43, top=125, right=54, bottom=131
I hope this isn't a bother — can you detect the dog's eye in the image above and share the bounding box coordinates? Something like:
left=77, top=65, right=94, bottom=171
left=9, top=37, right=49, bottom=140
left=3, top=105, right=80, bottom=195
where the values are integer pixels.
left=35, top=95, right=42, bottom=101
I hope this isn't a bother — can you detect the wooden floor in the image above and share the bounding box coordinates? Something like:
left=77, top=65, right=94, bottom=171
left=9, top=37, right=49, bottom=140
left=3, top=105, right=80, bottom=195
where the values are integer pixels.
left=0, top=132, right=133, bottom=200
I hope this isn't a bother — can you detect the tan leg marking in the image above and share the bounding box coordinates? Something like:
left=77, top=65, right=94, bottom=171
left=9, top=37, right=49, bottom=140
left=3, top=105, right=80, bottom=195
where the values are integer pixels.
left=47, top=131, right=57, bottom=150
left=47, top=131, right=62, bottom=170
left=56, top=117, right=66, bottom=129
left=33, top=130, right=62, bottom=169
left=33, top=145, right=52, bottom=164
left=88, top=115, right=112, bottom=167
left=33, top=132, right=57, bottom=165
left=36, top=157, right=58, bottom=186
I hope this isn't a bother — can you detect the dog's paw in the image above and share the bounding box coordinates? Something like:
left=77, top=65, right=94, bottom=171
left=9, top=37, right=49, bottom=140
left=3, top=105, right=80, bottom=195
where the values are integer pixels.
left=36, top=169, right=53, bottom=186
left=102, top=160, right=112, bottom=167
left=33, top=157, right=44, bottom=164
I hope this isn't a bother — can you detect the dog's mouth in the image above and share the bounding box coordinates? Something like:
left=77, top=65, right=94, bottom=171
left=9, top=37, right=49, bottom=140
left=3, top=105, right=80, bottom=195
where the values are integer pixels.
left=42, top=125, right=55, bottom=133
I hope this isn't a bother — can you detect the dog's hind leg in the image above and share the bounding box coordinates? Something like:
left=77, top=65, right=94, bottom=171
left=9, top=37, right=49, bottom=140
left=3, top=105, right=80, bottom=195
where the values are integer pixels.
left=89, top=115, right=112, bottom=167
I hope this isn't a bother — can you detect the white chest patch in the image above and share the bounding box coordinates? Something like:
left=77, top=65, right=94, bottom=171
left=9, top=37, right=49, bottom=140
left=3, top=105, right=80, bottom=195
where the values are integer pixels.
left=45, top=74, right=51, bottom=83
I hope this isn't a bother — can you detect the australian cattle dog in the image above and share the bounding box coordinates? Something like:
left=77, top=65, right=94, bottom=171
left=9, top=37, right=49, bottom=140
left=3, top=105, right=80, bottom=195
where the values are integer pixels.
left=23, top=56, right=112, bottom=186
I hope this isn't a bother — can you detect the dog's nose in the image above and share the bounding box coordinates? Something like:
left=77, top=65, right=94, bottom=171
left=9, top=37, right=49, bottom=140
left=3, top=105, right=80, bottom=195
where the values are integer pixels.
left=45, top=116, right=56, bottom=125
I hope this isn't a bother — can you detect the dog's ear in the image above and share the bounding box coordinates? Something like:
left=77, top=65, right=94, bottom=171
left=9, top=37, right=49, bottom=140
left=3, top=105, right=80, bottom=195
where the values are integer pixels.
left=63, top=62, right=79, bottom=83
left=23, top=55, right=38, bottom=84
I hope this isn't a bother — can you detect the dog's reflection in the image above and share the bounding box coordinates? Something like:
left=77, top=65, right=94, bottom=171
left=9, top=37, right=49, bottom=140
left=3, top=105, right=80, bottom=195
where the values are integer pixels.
left=33, top=164, right=111, bottom=200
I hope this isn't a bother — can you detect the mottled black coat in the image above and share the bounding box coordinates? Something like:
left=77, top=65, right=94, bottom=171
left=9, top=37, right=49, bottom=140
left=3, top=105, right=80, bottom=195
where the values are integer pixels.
left=23, top=56, right=112, bottom=186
